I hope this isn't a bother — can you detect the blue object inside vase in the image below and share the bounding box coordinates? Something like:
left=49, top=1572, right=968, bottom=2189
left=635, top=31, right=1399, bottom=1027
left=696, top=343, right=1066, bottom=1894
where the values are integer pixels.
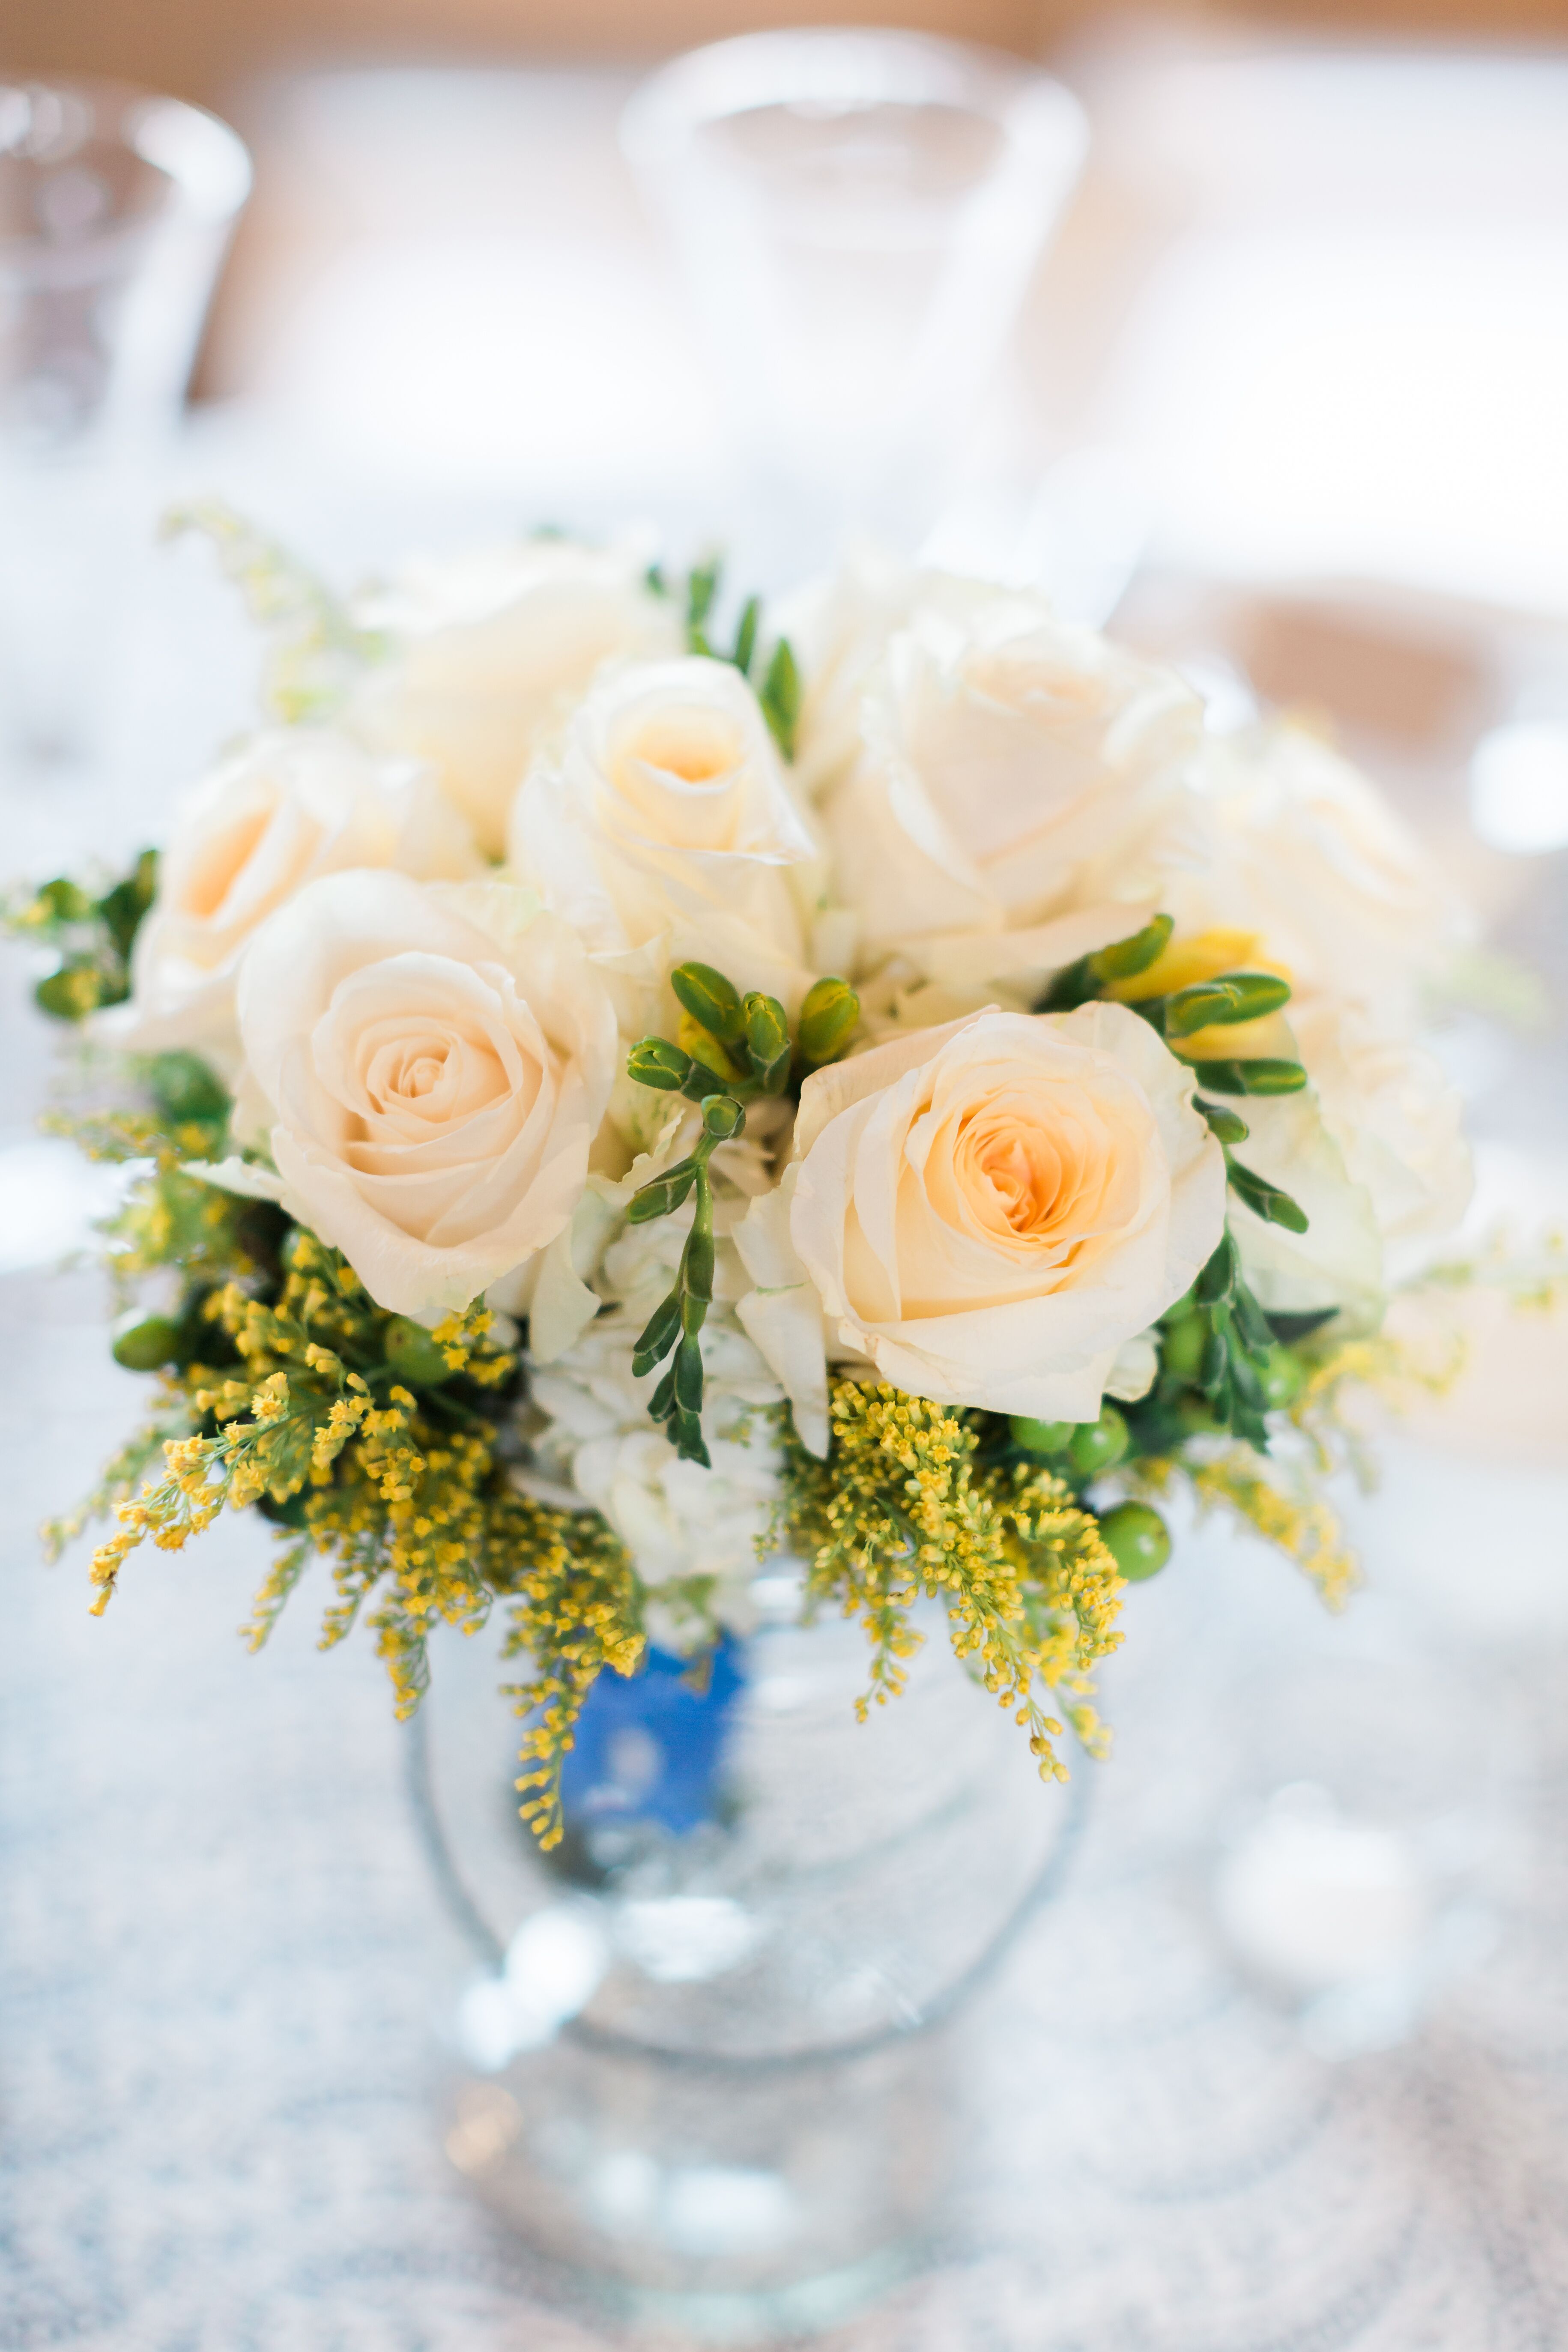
left=558, top=1636, right=745, bottom=1836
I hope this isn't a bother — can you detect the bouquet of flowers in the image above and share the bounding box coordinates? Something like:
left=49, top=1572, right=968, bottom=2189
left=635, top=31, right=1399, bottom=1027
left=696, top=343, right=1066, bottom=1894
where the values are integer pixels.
left=14, top=514, right=1476, bottom=1847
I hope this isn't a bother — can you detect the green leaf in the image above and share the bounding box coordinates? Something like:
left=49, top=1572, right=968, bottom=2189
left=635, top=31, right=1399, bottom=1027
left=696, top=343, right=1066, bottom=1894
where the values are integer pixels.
left=1226, top=1157, right=1310, bottom=1234
left=797, top=975, right=858, bottom=1069
left=686, top=555, right=722, bottom=652
left=759, top=638, right=801, bottom=762
left=146, top=1051, right=228, bottom=1126
left=627, top=1036, right=695, bottom=1092
left=1195, top=1097, right=1249, bottom=1145
left=1165, top=971, right=1292, bottom=1037
left=1186, top=1057, right=1308, bottom=1097
left=672, top=961, right=744, bottom=1043
left=732, top=594, right=760, bottom=676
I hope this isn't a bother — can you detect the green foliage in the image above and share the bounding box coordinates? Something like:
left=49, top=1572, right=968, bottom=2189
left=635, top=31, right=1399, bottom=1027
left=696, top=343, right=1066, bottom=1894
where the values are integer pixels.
left=5, top=849, right=158, bottom=1019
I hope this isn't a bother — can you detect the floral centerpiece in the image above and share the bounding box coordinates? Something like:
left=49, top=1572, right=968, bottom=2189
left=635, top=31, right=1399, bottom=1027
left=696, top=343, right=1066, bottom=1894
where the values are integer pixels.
left=14, top=513, right=1475, bottom=1850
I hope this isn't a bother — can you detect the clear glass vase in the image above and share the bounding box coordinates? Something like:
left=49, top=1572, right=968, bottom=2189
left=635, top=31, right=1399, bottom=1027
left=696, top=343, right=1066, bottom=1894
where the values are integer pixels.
left=411, top=1569, right=1081, bottom=2337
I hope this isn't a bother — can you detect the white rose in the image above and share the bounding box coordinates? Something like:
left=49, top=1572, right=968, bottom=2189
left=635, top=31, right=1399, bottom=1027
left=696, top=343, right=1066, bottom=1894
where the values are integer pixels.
left=819, top=577, right=1200, bottom=965
left=771, top=540, right=923, bottom=800
left=234, top=870, right=618, bottom=1320
left=508, top=655, right=816, bottom=969
left=100, top=729, right=478, bottom=1078
left=742, top=1001, right=1226, bottom=1425
left=525, top=1212, right=786, bottom=1641
left=345, top=537, right=679, bottom=858
left=1123, top=719, right=1465, bottom=1011
left=1286, top=994, right=1472, bottom=1261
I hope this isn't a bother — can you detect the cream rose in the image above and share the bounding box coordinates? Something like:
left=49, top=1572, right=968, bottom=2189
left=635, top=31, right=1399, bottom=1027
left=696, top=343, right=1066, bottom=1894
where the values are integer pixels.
left=345, top=537, right=679, bottom=857
left=818, top=577, right=1201, bottom=964
left=234, top=871, right=618, bottom=1320
left=100, top=729, right=478, bottom=1077
left=1121, top=719, right=1465, bottom=1012
left=743, top=1001, right=1226, bottom=1425
left=508, top=655, right=816, bottom=968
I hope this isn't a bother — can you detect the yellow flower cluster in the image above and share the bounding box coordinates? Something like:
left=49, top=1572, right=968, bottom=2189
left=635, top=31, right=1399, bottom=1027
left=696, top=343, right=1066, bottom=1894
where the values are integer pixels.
left=74, top=1210, right=644, bottom=1841
left=775, top=1382, right=1124, bottom=1778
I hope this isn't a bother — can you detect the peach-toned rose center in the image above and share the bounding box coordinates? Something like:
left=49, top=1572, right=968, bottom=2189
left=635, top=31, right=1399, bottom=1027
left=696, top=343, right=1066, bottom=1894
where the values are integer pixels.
left=182, top=804, right=273, bottom=920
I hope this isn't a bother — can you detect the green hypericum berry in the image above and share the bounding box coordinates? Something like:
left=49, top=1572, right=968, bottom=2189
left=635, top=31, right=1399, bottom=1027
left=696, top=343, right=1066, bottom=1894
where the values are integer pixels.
left=384, top=1315, right=455, bottom=1387
left=1009, top=1415, right=1075, bottom=1457
left=797, top=975, right=858, bottom=1067
left=1098, top=1501, right=1172, bottom=1581
left=1159, top=1310, right=1208, bottom=1383
left=111, top=1313, right=182, bottom=1372
left=1256, top=1345, right=1305, bottom=1409
left=1067, top=1406, right=1129, bottom=1478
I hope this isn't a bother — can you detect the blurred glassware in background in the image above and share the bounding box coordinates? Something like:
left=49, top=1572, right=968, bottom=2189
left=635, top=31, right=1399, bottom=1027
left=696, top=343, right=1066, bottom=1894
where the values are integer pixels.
left=622, top=30, right=1086, bottom=569
left=0, top=79, right=249, bottom=777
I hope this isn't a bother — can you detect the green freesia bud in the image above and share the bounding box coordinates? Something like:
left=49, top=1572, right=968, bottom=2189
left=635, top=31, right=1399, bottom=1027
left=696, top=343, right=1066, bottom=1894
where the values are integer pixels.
left=1089, top=912, right=1173, bottom=984
left=1186, top=1057, right=1307, bottom=1097
left=1195, top=1097, right=1248, bottom=1145
left=1226, top=1158, right=1310, bottom=1233
left=1195, top=1233, right=1237, bottom=1306
left=701, top=1094, right=746, bottom=1142
left=742, top=992, right=791, bottom=1091
left=1165, top=971, right=1291, bottom=1037
left=627, top=1162, right=698, bottom=1223
left=797, top=976, right=858, bottom=1068
left=672, top=961, right=744, bottom=1043
left=627, top=1036, right=696, bottom=1093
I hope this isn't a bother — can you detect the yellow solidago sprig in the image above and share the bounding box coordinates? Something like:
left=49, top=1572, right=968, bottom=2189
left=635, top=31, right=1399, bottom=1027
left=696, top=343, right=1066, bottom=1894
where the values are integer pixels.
left=71, top=1215, right=648, bottom=1844
left=774, top=1381, right=1124, bottom=1777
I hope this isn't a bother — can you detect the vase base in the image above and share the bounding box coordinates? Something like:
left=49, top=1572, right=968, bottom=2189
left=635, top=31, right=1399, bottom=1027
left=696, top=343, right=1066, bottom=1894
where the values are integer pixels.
left=560, top=2241, right=924, bottom=2343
